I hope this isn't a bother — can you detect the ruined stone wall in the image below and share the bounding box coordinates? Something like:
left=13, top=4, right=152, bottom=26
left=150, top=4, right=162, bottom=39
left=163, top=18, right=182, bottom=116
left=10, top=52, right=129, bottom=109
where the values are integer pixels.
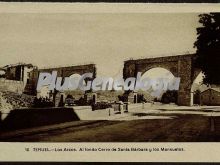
left=0, top=79, right=24, bottom=94
left=26, top=64, right=96, bottom=95
left=5, top=66, right=21, bottom=81
left=38, top=64, right=96, bottom=77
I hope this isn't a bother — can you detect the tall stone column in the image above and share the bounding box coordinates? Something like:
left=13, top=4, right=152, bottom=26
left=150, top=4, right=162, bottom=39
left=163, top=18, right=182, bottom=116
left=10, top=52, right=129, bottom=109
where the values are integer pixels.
left=133, top=92, right=137, bottom=103
left=92, top=93, right=97, bottom=104
left=177, top=59, right=192, bottom=106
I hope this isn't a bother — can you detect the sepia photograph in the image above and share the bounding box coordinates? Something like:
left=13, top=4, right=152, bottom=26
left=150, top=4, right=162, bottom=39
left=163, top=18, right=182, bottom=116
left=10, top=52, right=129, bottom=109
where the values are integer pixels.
left=0, top=9, right=220, bottom=143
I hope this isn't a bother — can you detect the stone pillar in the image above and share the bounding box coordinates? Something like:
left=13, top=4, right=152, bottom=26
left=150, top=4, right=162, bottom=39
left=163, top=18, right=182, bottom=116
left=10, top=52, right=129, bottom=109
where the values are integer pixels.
left=142, top=102, right=145, bottom=109
left=54, top=92, right=60, bottom=107
left=54, top=92, right=65, bottom=107
left=134, top=92, right=137, bottom=104
left=177, top=59, right=192, bottom=106
left=119, top=101, right=124, bottom=113
left=59, top=92, right=65, bottom=107
left=84, top=93, right=88, bottom=101
left=92, top=93, right=97, bottom=104
left=124, top=102, right=129, bottom=112
left=190, top=91, right=194, bottom=106
left=22, top=66, right=24, bottom=82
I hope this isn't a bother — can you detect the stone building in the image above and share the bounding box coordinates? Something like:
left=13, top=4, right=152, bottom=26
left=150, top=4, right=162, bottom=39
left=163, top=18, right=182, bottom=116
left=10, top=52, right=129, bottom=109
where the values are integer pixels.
left=3, top=63, right=36, bottom=86
left=200, top=88, right=220, bottom=106
left=1, top=63, right=37, bottom=94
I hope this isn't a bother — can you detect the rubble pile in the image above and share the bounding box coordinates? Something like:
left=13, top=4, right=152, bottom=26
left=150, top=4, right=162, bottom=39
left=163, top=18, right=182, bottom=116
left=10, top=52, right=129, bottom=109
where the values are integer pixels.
left=0, top=91, right=35, bottom=110
left=0, top=92, right=13, bottom=112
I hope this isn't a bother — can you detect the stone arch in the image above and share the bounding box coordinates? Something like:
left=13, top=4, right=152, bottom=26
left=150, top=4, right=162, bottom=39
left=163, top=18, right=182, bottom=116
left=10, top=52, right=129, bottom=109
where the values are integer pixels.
left=37, top=85, right=50, bottom=98
left=137, top=67, right=176, bottom=101
left=66, top=73, right=86, bottom=100
left=69, top=73, right=86, bottom=86
left=141, top=67, right=175, bottom=79
left=29, top=64, right=96, bottom=95
left=139, top=63, right=179, bottom=78
left=123, top=54, right=197, bottom=106
left=190, top=71, right=207, bottom=106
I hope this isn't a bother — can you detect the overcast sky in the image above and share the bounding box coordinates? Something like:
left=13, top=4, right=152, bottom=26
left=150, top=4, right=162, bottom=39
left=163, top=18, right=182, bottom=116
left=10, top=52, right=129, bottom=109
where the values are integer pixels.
left=0, top=13, right=200, bottom=77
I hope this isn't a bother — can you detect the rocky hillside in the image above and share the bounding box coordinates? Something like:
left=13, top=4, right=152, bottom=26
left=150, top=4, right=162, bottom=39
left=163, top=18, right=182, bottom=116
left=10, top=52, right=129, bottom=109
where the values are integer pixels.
left=0, top=91, right=35, bottom=111
left=0, top=92, right=13, bottom=112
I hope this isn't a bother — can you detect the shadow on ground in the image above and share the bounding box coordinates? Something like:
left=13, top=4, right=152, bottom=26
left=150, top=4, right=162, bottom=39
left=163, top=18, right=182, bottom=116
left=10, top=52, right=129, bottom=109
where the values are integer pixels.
left=0, top=107, right=80, bottom=131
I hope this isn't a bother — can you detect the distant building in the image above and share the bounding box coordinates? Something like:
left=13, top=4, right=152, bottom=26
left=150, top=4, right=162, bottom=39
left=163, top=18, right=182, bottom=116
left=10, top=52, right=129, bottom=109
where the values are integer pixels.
left=3, top=63, right=34, bottom=81
left=1, top=63, right=37, bottom=94
left=200, top=88, right=220, bottom=106
left=0, top=68, right=6, bottom=78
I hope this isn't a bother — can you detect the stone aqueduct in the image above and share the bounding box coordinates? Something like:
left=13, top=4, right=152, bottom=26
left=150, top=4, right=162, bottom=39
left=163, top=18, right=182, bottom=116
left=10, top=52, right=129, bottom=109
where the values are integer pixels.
left=27, top=64, right=96, bottom=95
left=123, top=54, right=201, bottom=106
left=28, top=54, right=201, bottom=106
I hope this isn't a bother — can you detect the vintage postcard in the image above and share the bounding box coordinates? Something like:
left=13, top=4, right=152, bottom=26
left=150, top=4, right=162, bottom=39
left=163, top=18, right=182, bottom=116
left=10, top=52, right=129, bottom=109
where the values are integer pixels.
left=0, top=2, right=220, bottom=163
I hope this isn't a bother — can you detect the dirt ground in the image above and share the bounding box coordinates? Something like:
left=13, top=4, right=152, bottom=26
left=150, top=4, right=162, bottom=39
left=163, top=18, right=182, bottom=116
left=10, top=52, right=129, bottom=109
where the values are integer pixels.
left=1, top=113, right=220, bottom=142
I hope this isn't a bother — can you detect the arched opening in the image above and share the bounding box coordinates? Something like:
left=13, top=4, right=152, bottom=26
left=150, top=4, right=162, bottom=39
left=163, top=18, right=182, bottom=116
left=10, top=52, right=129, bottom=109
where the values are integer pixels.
left=137, top=67, right=176, bottom=103
left=69, top=73, right=86, bottom=86
left=65, top=73, right=86, bottom=101
left=142, top=67, right=174, bottom=79
left=37, top=85, right=50, bottom=98
left=190, top=72, right=209, bottom=106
